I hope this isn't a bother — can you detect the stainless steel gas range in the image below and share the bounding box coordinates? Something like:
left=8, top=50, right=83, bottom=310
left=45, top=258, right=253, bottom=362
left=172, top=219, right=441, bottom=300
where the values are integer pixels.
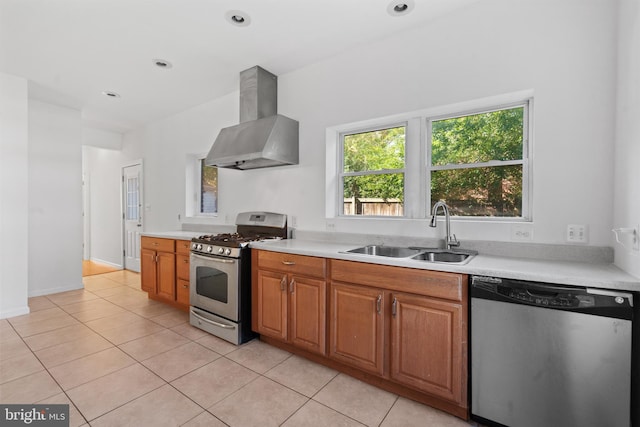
left=189, top=212, right=287, bottom=344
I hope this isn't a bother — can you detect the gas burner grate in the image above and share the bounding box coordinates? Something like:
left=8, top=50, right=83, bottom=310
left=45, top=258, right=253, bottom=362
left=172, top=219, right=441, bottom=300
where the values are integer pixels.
left=194, top=233, right=268, bottom=247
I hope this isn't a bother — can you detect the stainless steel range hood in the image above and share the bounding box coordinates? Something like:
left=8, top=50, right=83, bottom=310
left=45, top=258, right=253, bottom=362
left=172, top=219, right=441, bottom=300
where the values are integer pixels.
left=206, top=66, right=299, bottom=170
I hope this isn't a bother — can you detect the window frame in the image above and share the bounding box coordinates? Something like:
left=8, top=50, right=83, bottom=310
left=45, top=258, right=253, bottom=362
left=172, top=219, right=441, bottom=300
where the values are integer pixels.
left=186, top=154, right=218, bottom=218
left=338, top=122, right=408, bottom=218
left=327, top=92, right=533, bottom=222
left=426, top=100, right=532, bottom=221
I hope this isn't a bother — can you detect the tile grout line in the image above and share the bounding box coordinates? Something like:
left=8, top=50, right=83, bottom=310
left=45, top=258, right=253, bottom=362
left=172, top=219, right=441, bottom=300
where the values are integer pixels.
left=10, top=271, right=462, bottom=427
left=48, top=271, right=231, bottom=425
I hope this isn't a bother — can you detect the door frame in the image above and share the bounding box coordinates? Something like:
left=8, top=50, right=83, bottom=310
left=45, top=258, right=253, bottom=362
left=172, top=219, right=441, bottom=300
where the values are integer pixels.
left=82, top=172, right=91, bottom=260
left=121, top=159, right=144, bottom=272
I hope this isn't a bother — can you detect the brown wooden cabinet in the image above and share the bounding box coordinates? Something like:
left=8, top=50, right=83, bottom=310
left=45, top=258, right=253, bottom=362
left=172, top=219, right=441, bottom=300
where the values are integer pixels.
left=252, top=250, right=468, bottom=420
left=252, top=250, right=327, bottom=355
left=176, top=240, right=191, bottom=306
left=140, top=237, right=190, bottom=311
left=329, top=259, right=468, bottom=412
left=329, top=282, right=384, bottom=375
left=389, top=291, right=464, bottom=404
left=155, top=251, right=176, bottom=301
left=140, top=248, right=157, bottom=293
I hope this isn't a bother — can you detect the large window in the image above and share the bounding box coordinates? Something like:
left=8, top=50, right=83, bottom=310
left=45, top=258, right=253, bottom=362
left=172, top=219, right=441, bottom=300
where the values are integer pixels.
left=429, top=103, right=528, bottom=217
left=331, top=95, right=531, bottom=220
left=340, top=125, right=406, bottom=216
left=199, top=159, right=218, bottom=214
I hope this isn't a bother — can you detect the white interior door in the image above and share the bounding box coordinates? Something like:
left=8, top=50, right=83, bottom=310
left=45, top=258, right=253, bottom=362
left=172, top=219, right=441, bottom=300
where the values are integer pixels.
left=123, top=164, right=142, bottom=272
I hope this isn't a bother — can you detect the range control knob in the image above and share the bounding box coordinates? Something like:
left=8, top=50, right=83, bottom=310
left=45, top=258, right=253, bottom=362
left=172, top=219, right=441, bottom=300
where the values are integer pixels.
left=206, top=246, right=213, bottom=253
left=218, top=247, right=224, bottom=254
left=191, top=243, right=198, bottom=250
left=197, top=244, right=203, bottom=250
left=225, top=248, right=232, bottom=256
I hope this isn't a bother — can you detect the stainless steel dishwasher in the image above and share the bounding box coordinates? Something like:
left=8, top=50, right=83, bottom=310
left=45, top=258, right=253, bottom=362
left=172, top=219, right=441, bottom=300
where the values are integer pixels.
left=471, top=275, right=634, bottom=427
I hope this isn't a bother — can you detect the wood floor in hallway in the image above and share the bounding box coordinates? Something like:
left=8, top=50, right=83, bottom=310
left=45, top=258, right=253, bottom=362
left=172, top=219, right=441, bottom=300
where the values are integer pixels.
left=82, top=260, right=120, bottom=277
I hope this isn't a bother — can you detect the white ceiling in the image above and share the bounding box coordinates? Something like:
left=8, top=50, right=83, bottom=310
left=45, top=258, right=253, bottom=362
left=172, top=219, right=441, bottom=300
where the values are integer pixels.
left=0, top=0, right=478, bottom=134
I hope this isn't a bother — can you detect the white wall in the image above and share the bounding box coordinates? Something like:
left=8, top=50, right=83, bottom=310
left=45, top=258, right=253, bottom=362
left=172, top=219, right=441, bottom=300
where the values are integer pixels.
left=28, top=100, right=83, bottom=296
left=124, top=0, right=618, bottom=247
left=613, top=0, right=640, bottom=278
left=0, top=72, right=30, bottom=318
left=123, top=91, right=238, bottom=231
left=82, top=145, right=129, bottom=267
left=82, top=127, right=122, bottom=150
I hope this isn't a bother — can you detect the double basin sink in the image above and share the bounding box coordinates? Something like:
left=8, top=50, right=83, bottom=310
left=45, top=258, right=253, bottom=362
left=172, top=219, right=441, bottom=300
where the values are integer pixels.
left=343, top=245, right=477, bottom=264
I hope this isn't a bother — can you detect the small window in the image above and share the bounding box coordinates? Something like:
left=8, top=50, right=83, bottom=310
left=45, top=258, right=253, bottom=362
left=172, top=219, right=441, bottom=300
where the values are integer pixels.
left=429, top=103, right=528, bottom=218
left=199, top=159, right=218, bottom=214
left=340, top=125, right=405, bottom=216
left=125, top=176, right=139, bottom=221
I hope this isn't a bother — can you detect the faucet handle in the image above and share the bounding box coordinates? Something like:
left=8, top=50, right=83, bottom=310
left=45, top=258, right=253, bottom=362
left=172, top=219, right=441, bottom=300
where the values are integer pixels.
left=448, top=234, right=460, bottom=247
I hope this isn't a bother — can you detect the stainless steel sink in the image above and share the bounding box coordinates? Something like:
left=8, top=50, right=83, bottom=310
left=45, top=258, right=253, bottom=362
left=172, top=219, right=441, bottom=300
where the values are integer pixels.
left=410, top=249, right=477, bottom=264
left=344, top=245, right=423, bottom=258
left=343, top=245, right=477, bottom=264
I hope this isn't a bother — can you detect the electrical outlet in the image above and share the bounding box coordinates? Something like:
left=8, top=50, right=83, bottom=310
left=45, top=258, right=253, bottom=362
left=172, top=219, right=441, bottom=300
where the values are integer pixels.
left=511, top=224, right=533, bottom=241
left=566, top=224, right=588, bottom=243
left=634, top=224, right=639, bottom=251
left=326, top=219, right=336, bottom=231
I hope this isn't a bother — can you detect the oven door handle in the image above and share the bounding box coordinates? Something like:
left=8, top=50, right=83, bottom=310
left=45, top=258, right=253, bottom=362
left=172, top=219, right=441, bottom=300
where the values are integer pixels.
left=191, top=253, right=237, bottom=264
left=190, top=309, right=236, bottom=329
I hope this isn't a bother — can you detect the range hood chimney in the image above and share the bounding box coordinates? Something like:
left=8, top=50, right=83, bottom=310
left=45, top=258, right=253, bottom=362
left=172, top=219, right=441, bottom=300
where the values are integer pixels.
left=206, top=66, right=299, bottom=170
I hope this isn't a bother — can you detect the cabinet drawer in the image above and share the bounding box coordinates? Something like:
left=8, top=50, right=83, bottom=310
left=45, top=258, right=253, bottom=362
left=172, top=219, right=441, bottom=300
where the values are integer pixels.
left=176, top=254, right=190, bottom=280
left=176, top=240, right=191, bottom=255
left=141, top=237, right=175, bottom=252
left=256, top=250, right=326, bottom=278
left=177, top=279, right=190, bottom=305
left=331, top=259, right=464, bottom=302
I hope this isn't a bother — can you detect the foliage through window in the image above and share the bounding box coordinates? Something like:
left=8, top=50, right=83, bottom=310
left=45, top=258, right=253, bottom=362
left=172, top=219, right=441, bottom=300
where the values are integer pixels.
left=430, top=104, right=527, bottom=217
left=200, top=159, right=218, bottom=214
left=333, top=97, right=530, bottom=220
left=341, top=126, right=405, bottom=216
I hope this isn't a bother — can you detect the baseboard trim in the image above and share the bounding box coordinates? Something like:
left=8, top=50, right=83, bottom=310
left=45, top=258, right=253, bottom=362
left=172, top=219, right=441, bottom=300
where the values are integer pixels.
left=28, top=284, right=83, bottom=298
left=89, top=258, right=123, bottom=269
left=0, top=305, right=30, bottom=319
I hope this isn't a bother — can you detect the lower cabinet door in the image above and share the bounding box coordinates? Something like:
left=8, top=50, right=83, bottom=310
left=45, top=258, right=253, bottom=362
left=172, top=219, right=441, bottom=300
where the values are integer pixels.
left=390, top=292, right=463, bottom=404
left=329, top=282, right=384, bottom=376
left=156, top=251, right=176, bottom=301
left=256, top=270, right=288, bottom=340
left=289, top=275, right=326, bottom=355
left=140, top=248, right=157, bottom=293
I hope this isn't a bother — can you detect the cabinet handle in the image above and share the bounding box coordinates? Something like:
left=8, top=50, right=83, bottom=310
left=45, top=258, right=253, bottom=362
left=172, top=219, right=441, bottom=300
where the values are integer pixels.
left=182, top=284, right=188, bottom=289
left=183, top=259, right=188, bottom=263
left=155, top=255, right=158, bottom=262
left=289, top=279, right=295, bottom=293
left=376, top=294, right=382, bottom=314
left=282, top=261, right=296, bottom=266
left=152, top=242, right=158, bottom=246
left=280, top=276, right=287, bottom=291
left=392, top=297, right=397, bottom=317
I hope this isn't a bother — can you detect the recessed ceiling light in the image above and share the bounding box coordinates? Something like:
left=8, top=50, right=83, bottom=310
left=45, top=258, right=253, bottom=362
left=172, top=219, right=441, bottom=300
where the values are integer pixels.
left=387, top=0, right=414, bottom=16
left=102, top=91, right=121, bottom=98
left=225, top=10, right=251, bottom=27
left=153, top=59, right=173, bottom=69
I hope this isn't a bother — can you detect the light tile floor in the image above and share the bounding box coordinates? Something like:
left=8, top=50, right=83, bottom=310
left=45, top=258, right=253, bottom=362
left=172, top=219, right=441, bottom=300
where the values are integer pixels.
left=0, top=270, right=477, bottom=427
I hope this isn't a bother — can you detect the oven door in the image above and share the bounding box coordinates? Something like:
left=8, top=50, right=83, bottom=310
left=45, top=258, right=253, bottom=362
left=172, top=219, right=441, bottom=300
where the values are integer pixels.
left=190, top=252, right=239, bottom=322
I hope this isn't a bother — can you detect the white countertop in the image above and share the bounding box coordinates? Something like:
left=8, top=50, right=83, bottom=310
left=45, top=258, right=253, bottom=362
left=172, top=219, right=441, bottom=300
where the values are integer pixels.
left=141, top=231, right=203, bottom=240
left=250, top=239, right=640, bottom=292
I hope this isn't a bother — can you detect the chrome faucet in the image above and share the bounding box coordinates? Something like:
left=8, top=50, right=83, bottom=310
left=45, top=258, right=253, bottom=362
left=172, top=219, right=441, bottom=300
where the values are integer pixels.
left=430, top=201, right=460, bottom=250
